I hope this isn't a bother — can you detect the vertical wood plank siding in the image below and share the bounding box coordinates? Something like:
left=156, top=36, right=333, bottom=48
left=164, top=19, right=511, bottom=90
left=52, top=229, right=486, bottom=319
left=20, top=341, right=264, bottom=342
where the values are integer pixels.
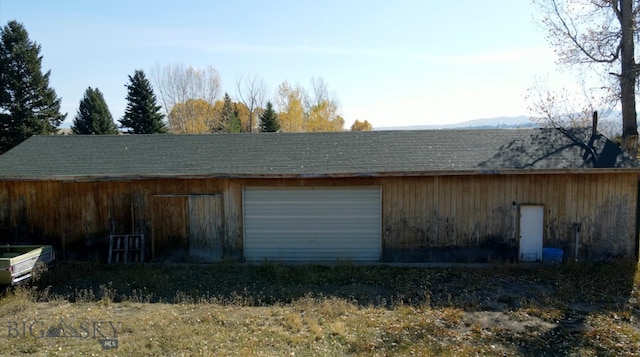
left=188, top=195, right=224, bottom=262
left=151, top=195, right=188, bottom=259
left=0, top=173, right=637, bottom=261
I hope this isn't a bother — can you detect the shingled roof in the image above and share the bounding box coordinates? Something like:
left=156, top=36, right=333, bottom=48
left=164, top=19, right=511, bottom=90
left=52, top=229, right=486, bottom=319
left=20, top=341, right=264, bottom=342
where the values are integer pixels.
left=0, top=128, right=637, bottom=180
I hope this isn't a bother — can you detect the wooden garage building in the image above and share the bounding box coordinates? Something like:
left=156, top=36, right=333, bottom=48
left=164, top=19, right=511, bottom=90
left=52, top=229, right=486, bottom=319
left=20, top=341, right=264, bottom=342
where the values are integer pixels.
left=0, top=128, right=638, bottom=263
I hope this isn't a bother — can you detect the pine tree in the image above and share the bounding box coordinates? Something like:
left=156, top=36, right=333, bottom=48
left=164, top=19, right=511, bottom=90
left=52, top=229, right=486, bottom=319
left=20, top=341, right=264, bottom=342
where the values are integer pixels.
left=71, top=87, right=118, bottom=135
left=227, top=112, right=243, bottom=133
left=259, top=101, right=280, bottom=132
left=0, top=20, right=66, bottom=153
left=213, top=92, right=243, bottom=133
left=119, top=70, right=167, bottom=134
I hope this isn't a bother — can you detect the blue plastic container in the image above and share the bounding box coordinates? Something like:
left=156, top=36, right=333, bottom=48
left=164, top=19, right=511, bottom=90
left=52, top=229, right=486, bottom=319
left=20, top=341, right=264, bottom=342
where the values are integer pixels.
left=543, top=248, right=563, bottom=263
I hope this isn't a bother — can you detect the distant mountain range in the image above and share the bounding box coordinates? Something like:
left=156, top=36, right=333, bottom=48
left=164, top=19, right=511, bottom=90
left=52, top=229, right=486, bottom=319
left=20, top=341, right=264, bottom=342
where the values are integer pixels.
left=375, top=114, right=622, bottom=137
left=374, top=116, right=536, bottom=130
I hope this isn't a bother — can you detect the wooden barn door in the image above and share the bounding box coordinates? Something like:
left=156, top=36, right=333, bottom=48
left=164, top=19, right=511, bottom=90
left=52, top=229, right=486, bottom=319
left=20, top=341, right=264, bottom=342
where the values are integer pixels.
left=188, top=195, right=224, bottom=262
left=152, top=194, right=223, bottom=262
left=519, top=205, right=544, bottom=262
left=152, top=196, right=188, bottom=260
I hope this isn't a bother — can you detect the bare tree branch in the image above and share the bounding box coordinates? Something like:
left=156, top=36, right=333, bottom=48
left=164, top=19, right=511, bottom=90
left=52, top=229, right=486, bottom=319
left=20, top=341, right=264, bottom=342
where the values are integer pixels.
left=151, top=63, right=221, bottom=133
left=533, top=0, right=639, bottom=155
left=549, top=0, right=619, bottom=63
left=236, top=74, right=266, bottom=133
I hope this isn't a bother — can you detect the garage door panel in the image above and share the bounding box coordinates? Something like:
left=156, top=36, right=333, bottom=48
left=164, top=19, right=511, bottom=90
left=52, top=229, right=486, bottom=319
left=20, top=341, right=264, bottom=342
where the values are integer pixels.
left=247, top=189, right=379, bottom=199
left=246, top=228, right=380, bottom=236
left=245, top=234, right=380, bottom=245
left=251, top=248, right=380, bottom=262
left=244, top=187, right=381, bottom=262
left=246, top=215, right=378, bottom=222
left=246, top=204, right=380, bottom=214
left=245, top=219, right=380, bottom=230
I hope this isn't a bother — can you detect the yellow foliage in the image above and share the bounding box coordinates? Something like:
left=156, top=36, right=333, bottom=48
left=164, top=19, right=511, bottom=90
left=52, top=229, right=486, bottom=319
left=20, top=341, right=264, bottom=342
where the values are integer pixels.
left=306, top=101, right=344, bottom=132
left=275, top=82, right=305, bottom=132
left=168, top=99, right=217, bottom=134
left=351, top=120, right=373, bottom=131
left=235, top=102, right=252, bottom=132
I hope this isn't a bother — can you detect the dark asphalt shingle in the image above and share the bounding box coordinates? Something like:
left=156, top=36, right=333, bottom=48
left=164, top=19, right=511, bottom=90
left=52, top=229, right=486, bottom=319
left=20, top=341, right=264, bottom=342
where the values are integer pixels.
left=0, top=128, right=636, bottom=179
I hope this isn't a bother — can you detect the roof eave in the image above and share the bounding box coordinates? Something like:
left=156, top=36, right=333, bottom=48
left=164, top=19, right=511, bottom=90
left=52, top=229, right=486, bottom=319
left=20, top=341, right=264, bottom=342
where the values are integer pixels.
left=1, top=167, right=639, bottom=182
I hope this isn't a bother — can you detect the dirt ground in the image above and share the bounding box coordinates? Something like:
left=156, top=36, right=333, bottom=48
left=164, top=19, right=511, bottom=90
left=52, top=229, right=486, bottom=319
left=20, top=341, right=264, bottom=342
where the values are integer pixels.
left=1, top=261, right=638, bottom=355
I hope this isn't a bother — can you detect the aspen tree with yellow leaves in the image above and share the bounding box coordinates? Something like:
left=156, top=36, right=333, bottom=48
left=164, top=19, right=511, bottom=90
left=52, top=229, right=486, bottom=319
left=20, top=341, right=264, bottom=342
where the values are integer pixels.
left=168, top=99, right=216, bottom=134
left=274, top=81, right=306, bottom=132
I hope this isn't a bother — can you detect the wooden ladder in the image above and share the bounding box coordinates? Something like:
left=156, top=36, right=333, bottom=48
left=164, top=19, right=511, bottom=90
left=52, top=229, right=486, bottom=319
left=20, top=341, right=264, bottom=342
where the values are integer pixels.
left=108, top=234, right=144, bottom=263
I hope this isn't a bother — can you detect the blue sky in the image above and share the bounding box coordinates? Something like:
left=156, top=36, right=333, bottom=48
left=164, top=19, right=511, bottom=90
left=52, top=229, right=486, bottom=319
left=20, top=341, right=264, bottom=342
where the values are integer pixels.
left=0, top=0, right=566, bottom=128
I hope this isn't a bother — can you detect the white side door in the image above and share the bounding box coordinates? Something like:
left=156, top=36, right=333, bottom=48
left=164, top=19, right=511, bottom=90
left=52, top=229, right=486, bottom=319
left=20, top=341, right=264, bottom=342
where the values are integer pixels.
left=519, top=205, right=544, bottom=262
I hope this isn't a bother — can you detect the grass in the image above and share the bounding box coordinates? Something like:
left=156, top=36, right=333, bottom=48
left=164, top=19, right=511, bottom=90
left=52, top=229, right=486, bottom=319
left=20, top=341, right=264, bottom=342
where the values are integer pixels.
left=0, top=261, right=639, bottom=355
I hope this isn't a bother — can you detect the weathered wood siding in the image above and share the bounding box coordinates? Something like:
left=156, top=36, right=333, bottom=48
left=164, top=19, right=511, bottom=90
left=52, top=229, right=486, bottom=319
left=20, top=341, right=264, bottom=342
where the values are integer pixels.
left=188, top=194, right=224, bottom=262
left=151, top=195, right=188, bottom=260
left=379, top=174, right=638, bottom=261
left=0, top=172, right=637, bottom=262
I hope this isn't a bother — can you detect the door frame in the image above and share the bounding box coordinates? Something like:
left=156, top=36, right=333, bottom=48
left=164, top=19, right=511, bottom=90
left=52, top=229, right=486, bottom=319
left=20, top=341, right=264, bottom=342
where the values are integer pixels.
left=518, top=204, right=544, bottom=262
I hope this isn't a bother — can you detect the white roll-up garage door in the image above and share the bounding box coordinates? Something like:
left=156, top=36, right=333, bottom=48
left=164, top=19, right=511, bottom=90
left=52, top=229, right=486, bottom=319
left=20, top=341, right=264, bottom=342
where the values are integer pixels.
left=243, top=187, right=381, bottom=262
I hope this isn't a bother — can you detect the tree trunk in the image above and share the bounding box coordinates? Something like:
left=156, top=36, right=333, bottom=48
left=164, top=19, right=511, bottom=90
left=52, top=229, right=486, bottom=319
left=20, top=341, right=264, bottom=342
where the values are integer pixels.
left=619, top=0, right=638, bottom=157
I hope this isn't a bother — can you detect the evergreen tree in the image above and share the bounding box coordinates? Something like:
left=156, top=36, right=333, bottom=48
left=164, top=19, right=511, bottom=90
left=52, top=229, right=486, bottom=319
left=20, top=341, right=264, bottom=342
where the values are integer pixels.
left=0, top=20, right=66, bottom=153
left=227, top=112, right=243, bottom=133
left=71, top=87, right=118, bottom=135
left=213, top=92, right=242, bottom=133
left=119, top=69, right=167, bottom=134
left=259, top=101, right=280, bottom=132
